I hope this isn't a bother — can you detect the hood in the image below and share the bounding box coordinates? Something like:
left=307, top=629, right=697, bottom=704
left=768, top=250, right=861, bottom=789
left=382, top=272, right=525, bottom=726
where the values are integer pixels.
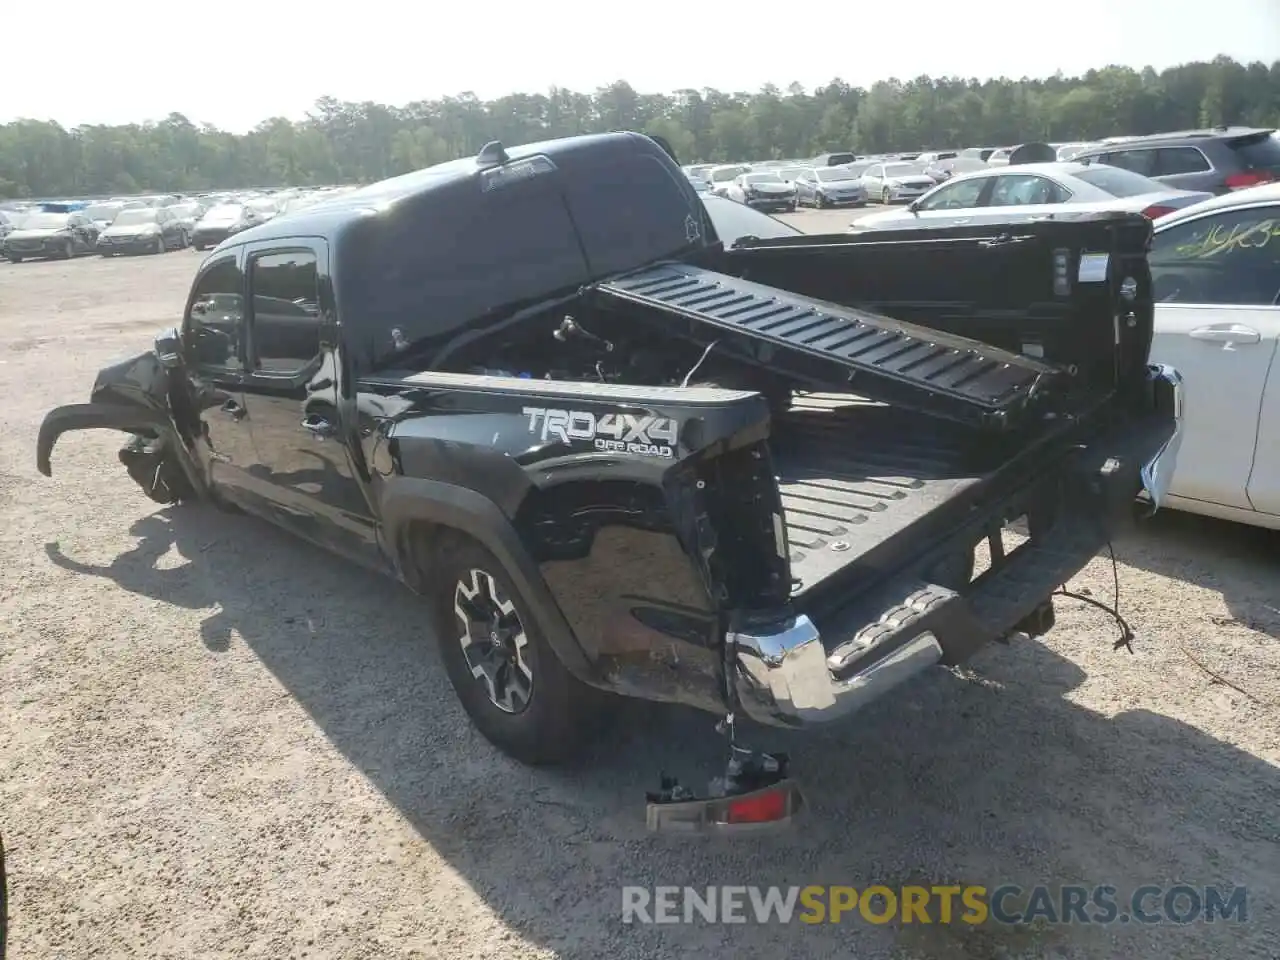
left=885, top=176, right=933, bottom=187
left=103, top=222, right=159, bottom=236
left=747, top=181, right=794, bottom=193
left=199, top=213, right=243, bottom=226
left=817, top=179, right=862, bottom=190
left=5, top=227, right=64, bottom=240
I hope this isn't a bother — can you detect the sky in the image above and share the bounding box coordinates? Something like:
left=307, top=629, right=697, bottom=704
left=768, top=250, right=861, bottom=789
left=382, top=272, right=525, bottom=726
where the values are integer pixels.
left=5, top=0, right=1279, bottom=132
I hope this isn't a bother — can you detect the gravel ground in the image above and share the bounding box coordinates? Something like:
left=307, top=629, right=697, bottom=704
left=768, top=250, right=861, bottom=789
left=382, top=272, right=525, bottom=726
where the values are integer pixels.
left=1, top=220, right=1278, bottom=960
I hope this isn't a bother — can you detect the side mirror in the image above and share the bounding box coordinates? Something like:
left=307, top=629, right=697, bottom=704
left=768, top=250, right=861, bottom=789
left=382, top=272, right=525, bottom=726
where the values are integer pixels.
left=907, top=200, right=922, bottom=214
left=153, top=326, right=183, bottom=369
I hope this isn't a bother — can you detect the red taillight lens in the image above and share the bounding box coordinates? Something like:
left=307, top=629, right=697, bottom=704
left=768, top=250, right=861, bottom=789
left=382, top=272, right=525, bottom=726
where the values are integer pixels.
left=1224, top=171, right=1275, bottom=190
left=1141, top=204, right=1177, bottom=219
left=725, top=788, right=789, bottom=824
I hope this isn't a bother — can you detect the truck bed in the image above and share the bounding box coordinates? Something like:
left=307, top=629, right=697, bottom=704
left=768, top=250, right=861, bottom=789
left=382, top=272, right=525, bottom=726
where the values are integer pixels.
left=772, top=393, right=1006, bottom=600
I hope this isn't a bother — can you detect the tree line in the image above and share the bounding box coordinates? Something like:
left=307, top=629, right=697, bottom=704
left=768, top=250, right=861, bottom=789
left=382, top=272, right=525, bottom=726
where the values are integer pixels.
left=1, top=55, right=1277, bottom=199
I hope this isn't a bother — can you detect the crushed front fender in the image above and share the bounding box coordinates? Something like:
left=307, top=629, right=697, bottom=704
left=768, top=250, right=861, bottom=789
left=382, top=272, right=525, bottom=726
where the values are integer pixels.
left=35, top=348, right=208, bottom=504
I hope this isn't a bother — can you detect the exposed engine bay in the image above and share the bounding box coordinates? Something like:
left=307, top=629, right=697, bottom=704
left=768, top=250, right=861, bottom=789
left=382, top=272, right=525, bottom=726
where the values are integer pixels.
left=452, top=310, right=797, bottom=411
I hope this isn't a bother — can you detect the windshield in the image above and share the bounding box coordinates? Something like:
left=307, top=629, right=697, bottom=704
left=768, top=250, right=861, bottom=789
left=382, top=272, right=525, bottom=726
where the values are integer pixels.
left=83, top=203, right=123, bottom=221
left=701, top=195, right=802, bottom=245
left=883, top=163, right=923, bottom=177
left=823, top=153, right=856, bottom=165
left=17, top=213, right=69, bottom=230
left=1073, top=165, right=1165, bottom=198
left=203, top=204, right=244, bottom=220
left=816, top=168, right=858, bottom=182
left=744, top=172, right=783, bottom=184
left=709, top=167, right=741, bottom=183
left=168, top=203, right=201, bottom=218
left=111, top=209, right=158, bottom=226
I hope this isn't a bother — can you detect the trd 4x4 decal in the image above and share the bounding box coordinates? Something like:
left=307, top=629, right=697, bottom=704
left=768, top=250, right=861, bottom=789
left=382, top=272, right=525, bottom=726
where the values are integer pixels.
left=523, top=407, right=678, bottom=458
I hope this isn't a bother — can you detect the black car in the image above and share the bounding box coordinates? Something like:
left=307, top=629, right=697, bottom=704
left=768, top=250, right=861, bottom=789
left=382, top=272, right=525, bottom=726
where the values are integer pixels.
left=189, top=204, right=259, bottom=250
left=1, top=212, right=97, bottom=262
left=96, top=207, right=187, bottom=255
left=1074, top=127, right=1280, bottom=195
left=35, top=132, right=1181, bottom=828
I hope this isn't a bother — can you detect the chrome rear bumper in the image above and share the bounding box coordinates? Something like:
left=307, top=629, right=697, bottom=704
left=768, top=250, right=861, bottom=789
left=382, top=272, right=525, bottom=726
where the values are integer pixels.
left=729, top=363, right=1184, bottom=729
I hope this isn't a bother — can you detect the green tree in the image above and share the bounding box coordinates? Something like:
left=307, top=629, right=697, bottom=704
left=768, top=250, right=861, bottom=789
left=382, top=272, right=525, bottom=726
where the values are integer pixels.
left=1, top=57, right=1276, bottom=198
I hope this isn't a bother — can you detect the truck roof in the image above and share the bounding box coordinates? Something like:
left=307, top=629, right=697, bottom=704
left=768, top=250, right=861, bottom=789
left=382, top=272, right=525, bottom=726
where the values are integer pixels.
left=219, top=131, right=667, bottom=253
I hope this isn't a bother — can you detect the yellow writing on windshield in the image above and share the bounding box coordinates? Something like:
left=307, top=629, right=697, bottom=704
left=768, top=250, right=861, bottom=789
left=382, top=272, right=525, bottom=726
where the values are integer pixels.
left=1173, top=218, right=1280, bottom=259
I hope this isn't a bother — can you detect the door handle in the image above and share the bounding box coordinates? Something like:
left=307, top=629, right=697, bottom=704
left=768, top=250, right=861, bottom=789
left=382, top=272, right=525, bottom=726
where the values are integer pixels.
left=220, top=397, right=247, bottom=420
left=1189, top=324, right=1262, bottom=344
left=300, top=414, right=336, bottom=440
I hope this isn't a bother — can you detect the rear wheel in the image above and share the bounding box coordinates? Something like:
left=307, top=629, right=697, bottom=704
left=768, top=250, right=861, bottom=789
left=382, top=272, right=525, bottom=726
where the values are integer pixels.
left=431, top=537, right=596, bottom=765
left=153, top=235, right=165, bottom=255
left=882, top=187, right=892, bottom=205
left=61, top=239, right=74, bottom=259
left=5, top=255, right=21, bottom=263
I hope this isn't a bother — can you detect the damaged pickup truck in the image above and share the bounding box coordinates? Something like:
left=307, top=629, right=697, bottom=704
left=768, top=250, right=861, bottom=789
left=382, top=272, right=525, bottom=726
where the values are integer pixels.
left=37, top=133, right=1183, bottom=830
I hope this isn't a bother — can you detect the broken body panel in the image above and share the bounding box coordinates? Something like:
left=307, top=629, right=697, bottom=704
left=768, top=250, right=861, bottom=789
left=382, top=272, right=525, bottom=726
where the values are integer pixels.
left=36, top=132, right=1182, bottom=753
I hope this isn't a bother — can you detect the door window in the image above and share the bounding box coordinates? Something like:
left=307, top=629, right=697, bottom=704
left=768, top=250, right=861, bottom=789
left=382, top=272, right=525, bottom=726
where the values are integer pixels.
left=1155, top=147, right=1211, bottom=176
left=1150, top=206, right=1280, bottom=306
left=186, top=256, right=245, bottom=371
left=248, top=250, right=322, bottom=375
left=987, top=175, right=1068, bottom=206
left=916, top=176, right=987, bottom=211
left=1101, top=149, right=1157, bottom=176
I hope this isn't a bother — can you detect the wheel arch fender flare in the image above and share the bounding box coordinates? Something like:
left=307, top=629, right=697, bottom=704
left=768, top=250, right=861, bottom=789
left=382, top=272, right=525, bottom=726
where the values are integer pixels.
left=377, top=476, right=598, bottom=684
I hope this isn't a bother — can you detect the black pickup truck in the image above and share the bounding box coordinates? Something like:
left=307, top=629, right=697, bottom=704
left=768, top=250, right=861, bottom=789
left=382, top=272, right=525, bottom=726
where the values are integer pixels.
left=37, top=133, right=1183, bottom=826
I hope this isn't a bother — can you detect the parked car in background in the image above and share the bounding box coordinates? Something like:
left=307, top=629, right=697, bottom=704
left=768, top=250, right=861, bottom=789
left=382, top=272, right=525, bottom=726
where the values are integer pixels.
left=1055, top=141, right=1096, bottom=161
left=705, top=164, right=750, bottom=197
left=164, top=201, right=206, bottom=239
left=986, top=146, right=1015, bottom=165
left=723, top=171, right=797, bottom=211
left=849, top=162, right=1211, bottom=231
left=82, top=200, right=133, bottom=233
left=959, top=146, right=997, bottom=161
left=1144, top=184, right=1280, bottom=530
left=0, top=210, right=17, bottom=242
left=687, top=176, right=712, bottom=194
left=860, top=161, right=935, bottom=204
left=793, top=166, right=868, bottom=207
left=190, top=203, right=260, bottom=250
left=96, top=206, right=187, bottom=255
left=244, top=197, right=281, bottom=221
left=1, top=211, right=98, bottom=262
left=916, top=150, right=958, bottom=165
left=812, top=151, right=857, bottom=166
left=1073, top=127, right=1280, bottom=195
left=923, top=157, right=988, bottom=183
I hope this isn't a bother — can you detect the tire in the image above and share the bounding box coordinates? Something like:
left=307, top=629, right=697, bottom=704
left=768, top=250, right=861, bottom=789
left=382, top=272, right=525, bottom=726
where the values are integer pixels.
left=153, top=235, right=165, bottom=255
left=815, top=193, right=826, bottom=209
left=882, top=187, right=892, bottom=205
left=193, top=243, right=205, bottom=252
left=431, top=536, right=595, bottom=765
left=5, top=255, right=20, bottom=264
left=61, top=239, right=74, bottom=259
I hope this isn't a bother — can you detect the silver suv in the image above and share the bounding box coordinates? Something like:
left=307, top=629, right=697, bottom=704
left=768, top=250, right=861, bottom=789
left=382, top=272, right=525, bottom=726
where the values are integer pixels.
left=1073, top=127, right=1280, bottom=195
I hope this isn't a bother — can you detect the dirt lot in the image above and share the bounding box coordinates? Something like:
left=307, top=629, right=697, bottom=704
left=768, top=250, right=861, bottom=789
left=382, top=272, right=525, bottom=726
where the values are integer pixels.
left=1, top=221, right=1278, bottom=960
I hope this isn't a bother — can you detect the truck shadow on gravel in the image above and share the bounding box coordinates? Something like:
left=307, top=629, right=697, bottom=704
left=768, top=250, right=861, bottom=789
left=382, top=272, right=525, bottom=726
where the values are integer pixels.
left=45, top=504, right=1279, bottom=960
left=1116, top=510, right=1280, bottom=640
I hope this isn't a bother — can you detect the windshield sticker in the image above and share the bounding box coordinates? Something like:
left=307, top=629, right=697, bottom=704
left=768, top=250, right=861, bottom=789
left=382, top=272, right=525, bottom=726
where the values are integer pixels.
left=523, top=407, right=677, bottom=458
left=1078, top=252, right=1109, bottom=283
left=1173, top=218, right=1280, bottom=259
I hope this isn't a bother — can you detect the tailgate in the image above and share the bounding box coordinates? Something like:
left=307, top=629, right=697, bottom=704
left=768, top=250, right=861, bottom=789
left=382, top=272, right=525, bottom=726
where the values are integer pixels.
left=592, top=263, right=1066, bottom=431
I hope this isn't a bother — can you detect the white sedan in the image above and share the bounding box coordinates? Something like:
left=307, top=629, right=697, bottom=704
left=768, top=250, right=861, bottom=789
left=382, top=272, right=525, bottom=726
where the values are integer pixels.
left=860, top=161, right=936, bottom=205
left=848, top=162, right=1210, bottom=232
left=1145, top=184, right=1280, bottom=529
